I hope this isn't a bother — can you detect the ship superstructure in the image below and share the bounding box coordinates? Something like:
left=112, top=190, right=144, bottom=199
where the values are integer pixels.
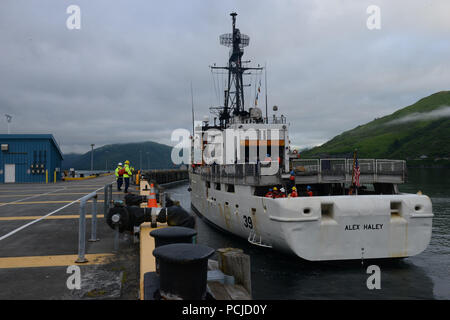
left=189, top=13, right=433, bottom=261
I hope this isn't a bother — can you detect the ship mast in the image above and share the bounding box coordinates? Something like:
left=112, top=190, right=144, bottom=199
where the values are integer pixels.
left=211, top=12, right=262, bottom=127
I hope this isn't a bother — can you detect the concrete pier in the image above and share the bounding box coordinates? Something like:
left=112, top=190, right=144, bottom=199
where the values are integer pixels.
left=0, top=175, right=139, bottom=299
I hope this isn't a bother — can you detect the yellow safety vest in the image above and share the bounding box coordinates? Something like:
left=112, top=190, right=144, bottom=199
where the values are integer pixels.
left=124, top=165, right=132, bottom=178
left=115, top=166, right=122, bottom=179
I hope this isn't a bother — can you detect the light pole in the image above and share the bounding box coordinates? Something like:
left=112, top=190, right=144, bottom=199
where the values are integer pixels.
left=90, top=144, right=95, bottom=171
left=5, top=114, right=12, bottom=134
left=139, top=150, right=142, bottom=170
left=105, top=150, right=109, bottom=171
left=146, top=152, right=150, bottom=170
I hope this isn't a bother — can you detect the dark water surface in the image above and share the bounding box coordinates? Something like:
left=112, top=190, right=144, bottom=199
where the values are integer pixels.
left=166, top=168, right=449, bottom=299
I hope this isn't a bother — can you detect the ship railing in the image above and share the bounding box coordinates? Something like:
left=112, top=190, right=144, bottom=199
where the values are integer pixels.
left=292, top=158, right=406, bottom=176
left=197, top=158, right=406, bottom=182
left=266, top=115, right=287, bottom=124
left=344, top=159, right=376, bottom=174
left=320, top=158, right=347, bottom=177
left=291, top=159, right=320, bottom=176
left=199, top=163, right=261, bottom=180
left=375, top=159, right=406, bottom=176
left=292, top=158, right=406, bottom=180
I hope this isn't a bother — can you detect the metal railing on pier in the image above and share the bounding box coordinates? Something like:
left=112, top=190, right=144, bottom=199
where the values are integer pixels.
left=76, top=182, right=114, bottom=263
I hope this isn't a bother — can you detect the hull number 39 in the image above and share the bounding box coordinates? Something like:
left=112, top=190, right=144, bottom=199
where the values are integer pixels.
left=243, top=216, right=253, bottom=229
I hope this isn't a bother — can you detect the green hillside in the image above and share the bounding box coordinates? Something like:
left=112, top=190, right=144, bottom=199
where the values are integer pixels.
left=62, top=141, right=178, bottom=170
left=302, top=91, right=450, bottom=160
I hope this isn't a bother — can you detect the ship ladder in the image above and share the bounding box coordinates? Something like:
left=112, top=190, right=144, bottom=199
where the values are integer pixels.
left=247, top=230, right=272, bottom=248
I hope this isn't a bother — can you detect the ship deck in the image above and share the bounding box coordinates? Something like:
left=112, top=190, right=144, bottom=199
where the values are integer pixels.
left=193, top=158, right=406, bottom=186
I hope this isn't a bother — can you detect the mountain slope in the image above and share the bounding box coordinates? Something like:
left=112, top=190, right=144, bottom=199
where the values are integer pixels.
left=302, top=91, right=450, bottom=159
left=62, top=141, right=177, bottom=170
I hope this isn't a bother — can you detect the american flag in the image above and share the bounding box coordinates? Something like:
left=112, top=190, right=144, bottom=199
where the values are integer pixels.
left=354, top=158, right=361, bottom=187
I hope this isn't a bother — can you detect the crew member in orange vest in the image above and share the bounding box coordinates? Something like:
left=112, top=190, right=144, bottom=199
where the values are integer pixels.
left=290, top=186, right=298, bottom=197
left=115, top=162, right=124, bottom=191
left=272, top=187, right=280, bottom=198
left=288, top=170, right=295, bottom=190
left=306, top=185, right=313, bottom=197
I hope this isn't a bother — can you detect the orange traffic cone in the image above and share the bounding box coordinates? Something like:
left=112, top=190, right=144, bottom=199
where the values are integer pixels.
left=147, top=183, right=158, bottom=208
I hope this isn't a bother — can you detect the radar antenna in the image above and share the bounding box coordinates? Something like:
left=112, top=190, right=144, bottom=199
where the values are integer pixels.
left=210, top=12, right=263, bottom=127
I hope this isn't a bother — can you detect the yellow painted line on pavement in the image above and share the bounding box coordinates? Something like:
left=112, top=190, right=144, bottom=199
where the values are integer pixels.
left=48, top=192, right=122, bottom=195
left=50, top=192, right=123, bottom=195
left=63, top=174, right=113, bottom=181
left=0, top=200, right=105, bottom=205
left=0, top=185, right=106, bottom=241
left=0, top=192, right=122, bottom=197
left=72, top=186, right=117, bottom=188
left=63, top=176, right=98, bottom=181
left=0, top=215, right=105, bottom=221
left=140, top=222, right=167, bottom=300
left=0, top=194, right=41, bottom=197
left=0, top=253, right=115, bottom=269
left=0, top=188, right=67, bottom=207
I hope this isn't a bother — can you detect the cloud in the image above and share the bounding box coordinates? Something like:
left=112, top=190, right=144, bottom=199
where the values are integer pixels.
left=0, top=0, right=449, bottom=153
left=386, top=106, right=450, bottom=125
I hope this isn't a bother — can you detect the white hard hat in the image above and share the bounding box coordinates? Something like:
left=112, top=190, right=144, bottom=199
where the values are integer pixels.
left=280, top=187, right=285, bottom=192
left=118, top=162, right=123, bottom=166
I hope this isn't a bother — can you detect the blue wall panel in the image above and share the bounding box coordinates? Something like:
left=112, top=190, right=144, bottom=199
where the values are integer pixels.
left=0, top=135, right=63, bottom=183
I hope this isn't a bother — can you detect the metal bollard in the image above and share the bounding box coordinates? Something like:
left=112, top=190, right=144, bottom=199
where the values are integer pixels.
left=153, top=243, right=215, bottom=300
left=88, top=195, right=99, bottom=242
left=150, top=226, right=197, bottom=248
left=150, top=226, right=197, bottom=274
left=76, top=199, right=88, bottom=263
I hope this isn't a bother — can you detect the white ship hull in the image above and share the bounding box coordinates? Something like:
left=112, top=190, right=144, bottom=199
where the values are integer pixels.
left=190, top=172, right=433, bottom=261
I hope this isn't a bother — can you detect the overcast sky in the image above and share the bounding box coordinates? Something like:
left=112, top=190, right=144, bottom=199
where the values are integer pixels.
left=1, top=0, right=449, bottom=154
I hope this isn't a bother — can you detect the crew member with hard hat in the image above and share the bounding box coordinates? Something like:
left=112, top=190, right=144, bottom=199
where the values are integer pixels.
left=290, top=186, right=298, bottom=198
left=272, top=186, right=280, bottom=198
left=123, top=160, right=133, bottom=193
left=115, top=162, right=124, bottom=191
left=265, top=188, right=273, bottom=198
left=288, top=170, right=296, bottom=190
left=306, top=185, right=313, bottom=197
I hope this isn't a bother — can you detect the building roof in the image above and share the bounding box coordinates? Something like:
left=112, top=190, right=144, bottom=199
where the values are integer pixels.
left=0, top=134, right=64, bottom=159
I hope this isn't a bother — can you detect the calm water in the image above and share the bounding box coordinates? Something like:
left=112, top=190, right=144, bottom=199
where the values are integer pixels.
left=166, top=168, right=449, bottom=299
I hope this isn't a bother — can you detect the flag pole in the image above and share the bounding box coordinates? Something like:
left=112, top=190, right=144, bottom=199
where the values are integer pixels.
left=190, top=82, right=195, bottom=166
left=264, top=62, right=268, bottom=124
left=190, top=82, right=195, bottom=136
left=350, top=149, right=357, bottom=195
